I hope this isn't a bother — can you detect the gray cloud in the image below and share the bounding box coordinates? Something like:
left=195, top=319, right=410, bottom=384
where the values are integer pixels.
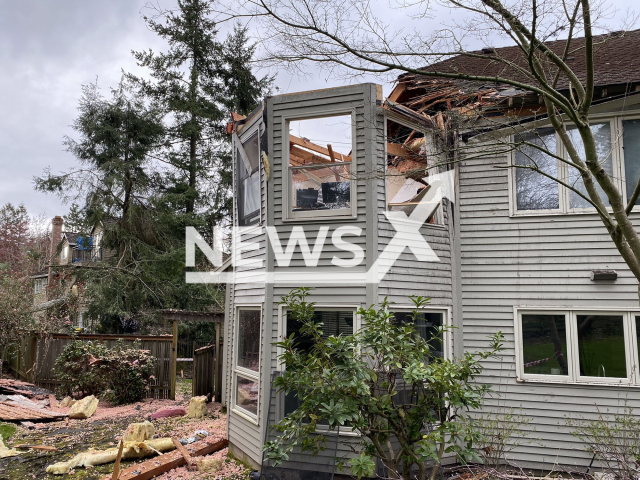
left=0, top=0, right=636, bottom=221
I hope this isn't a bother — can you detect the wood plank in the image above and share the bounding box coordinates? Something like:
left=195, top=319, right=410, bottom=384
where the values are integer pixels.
left=170, top=320, right=177, bottom=401
left=290, top=135, right=351, bottom=161
left=102, top=439, right=228, bottom=480
left=171, top=438, right=194, bottom=470
left=387, top=82, right=407, bottom=103
left=0, top=402, right=66, bottom=421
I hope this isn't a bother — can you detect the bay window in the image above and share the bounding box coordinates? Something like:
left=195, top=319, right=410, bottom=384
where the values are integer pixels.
left=515, top=308, right=638, bottom=385
left=234, top=308, right=261, bottom=420
left=285, top=114, right=355, bottom=220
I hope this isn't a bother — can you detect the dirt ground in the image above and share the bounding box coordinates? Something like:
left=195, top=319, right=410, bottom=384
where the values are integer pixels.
left=0, top=378, right=250, bottom=480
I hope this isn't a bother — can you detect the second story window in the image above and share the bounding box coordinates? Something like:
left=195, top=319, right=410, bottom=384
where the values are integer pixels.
left=237, top=132, right=261, bottom=226
left=285, top=114, right=354, bottom=220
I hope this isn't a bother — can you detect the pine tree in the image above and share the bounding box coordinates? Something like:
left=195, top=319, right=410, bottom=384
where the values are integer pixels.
left=222, top=24, right=274, bottom=116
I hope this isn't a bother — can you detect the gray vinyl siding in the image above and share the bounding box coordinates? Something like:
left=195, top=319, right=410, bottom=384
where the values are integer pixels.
left=458, top=144, right=640, bottom=468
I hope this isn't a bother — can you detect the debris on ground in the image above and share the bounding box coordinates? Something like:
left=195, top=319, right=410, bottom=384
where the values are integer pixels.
left=15, top=444, right=58, bottom=451
left=100, top=438, right=228, bottom=480
left=151, top=406, right=186, bottom=420
left=195, top=455, right=222, bottom=473
left=0, top=378, right=52, bottom=398
left=59, top=396, right=76, bottom=408
left=0, top=395, right=67, bottom=422
left=46, top=438, right=176, bottom=474
left=186, top=395, right=207, bottom=418
left=122, top=420, right=155, bottom=442
left=0, top=435, right=19, bottom=458
left=68, top=395, right=99, bottom=419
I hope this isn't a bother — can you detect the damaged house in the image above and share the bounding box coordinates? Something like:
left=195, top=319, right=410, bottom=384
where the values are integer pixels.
left=221, top=29, right=640, bottom=471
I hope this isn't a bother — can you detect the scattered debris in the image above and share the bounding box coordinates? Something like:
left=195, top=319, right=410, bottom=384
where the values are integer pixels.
left=0, top=436, right=19, bottom=458
left=172, top=437, right=195, bottom=470
left=0, top=378, right=51, bottom=398
left=179, top=429, right=209, bottom=445
left=100, top=438, right=229, bottom=480
left=122, top=420, right=155, bottom=442
left=14, top=444, right=58, bottom=451
left=0, top=396, right=66, bottom=422
left=111, top=440, right=125, bottom=480
left=20, top=421, right=36, bottom=429
left=59, top=396, right=77, bottom=408
left=195, top=456, right=222, bottom=473
left=186, top=395, right=207, bottom=418
left=68, top=395, right=99, bottom=419
left=150, top=406, right=186, bottom=420
left=46, top=438, right=176, bottom=474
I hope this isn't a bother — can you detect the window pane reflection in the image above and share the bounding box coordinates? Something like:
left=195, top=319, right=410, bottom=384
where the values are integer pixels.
left=514, top=129, right=559, bottom=210
left=237, top=310, right=261, bottom=372
left=236, top=376, right=258, bottom=415
left=623, top=120, right=640, bottom=203
left=393, top=311, right=444, bottom=359
left=521, top=314, right=568, bottom=375
left=567, top=124, right=613, bottom=209
left=576, top=314, right=626, bottom=378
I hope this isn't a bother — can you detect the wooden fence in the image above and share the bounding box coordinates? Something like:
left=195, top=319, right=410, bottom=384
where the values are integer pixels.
left=192, top=344, right=221, bottom=402
left=7, top=334, right=174, bottom=399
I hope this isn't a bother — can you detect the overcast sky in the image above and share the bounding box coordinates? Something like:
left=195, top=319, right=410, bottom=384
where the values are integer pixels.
left=0, top=0, right=636, bottom=223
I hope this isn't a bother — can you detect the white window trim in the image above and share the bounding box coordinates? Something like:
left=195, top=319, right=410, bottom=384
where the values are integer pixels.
left=514, top=306, right=640, bottom=386
left=281, top=109, right=358, bottom=222
left=232, top=305, right=262, bottom=424
left=234, top=122, right=263, bottom=228
left=617, top=114, right=640, bottom=207
left=509, top=115, right=629, bottom=217
left=61, top=245, right=68, bottom=260
left=383, top=112, right=445, bottom=228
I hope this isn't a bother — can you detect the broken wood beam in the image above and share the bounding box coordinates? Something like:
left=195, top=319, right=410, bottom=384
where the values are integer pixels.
left=290, top=135, right=351, bottom=162
left=111, top=440, right=124, bottom=480
left=101, top=439, right=228, bottom=480
left=172, top=438, right=195, bottom=470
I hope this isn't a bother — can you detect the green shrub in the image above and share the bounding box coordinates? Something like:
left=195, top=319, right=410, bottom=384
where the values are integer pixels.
left=52, top=340, right=108, bottom=397
left=53, top=339, right=155, bottom=405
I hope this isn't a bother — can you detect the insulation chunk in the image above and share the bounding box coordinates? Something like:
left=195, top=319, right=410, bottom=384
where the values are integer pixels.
left=68, top=395, right=98, bottom=419
left=186, top=396, right=207, bottom=418
left=122, top=420, right=155, bottom=442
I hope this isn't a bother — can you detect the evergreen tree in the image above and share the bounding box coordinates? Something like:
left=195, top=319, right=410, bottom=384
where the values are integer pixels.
left=222, top=24, right=274, bottom=116
left=63, top=203, right=91, bottom=234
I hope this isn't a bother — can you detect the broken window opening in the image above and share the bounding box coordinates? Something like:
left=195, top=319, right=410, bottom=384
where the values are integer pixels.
left=385, top=118, right=442, bottom=224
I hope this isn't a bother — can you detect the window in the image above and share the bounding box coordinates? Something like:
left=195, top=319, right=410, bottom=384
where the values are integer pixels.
left=511, top=120, right=622, bottom=214
left=283, top=309, right=355, bottom=416
left=622, top=119, right=640, bottom=203
left=61, top=245, right=68, bottom=260
left=234, top=308, right=261, bottom=420
left=286, top=115, right=354, bottom=219
left=237, top=132, right=260, bottom=226
left=392, top=310, right=446, bottom=359
left=34, top=278, right=47, bottom=294
left=567, top=124, right=613, bottom=209
left=515, top=309, right=637, bottom=385
left=386, top=117, right=442, bottom=224
left=514, top=129, right=560, bottom=211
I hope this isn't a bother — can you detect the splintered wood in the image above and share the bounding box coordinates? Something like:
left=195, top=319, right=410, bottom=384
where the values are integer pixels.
left=101, top=439, right=229, bottom=480
left=0, top=395, right=66, bottom=422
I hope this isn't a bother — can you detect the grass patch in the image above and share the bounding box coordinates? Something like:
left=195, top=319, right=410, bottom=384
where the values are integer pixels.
left=0, top=423, right=16, bottom=444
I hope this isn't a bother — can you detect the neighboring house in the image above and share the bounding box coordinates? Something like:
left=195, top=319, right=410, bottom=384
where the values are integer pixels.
left=221, top=31, right=640, bottom=470
left=32, top=216, right=111, bottom=332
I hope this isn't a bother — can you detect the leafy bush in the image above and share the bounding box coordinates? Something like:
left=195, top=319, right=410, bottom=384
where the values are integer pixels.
left=53, top=339, right=155, bottom=404
left=53, top=340, right=108, bottom=397
left=265, top=287, right=503, bottom=480
left=569, top=404, right=640, bottom=480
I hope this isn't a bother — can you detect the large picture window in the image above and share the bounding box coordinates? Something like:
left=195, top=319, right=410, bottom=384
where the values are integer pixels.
left=515, top=308, right=636, bottom=385
left=514, top=129, right=560, bottom=211
left=285, top=115, right=354, bottom=219
left=237, top=132, right=260, bottom=226
left=234, top=308, right=261, bottom=420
